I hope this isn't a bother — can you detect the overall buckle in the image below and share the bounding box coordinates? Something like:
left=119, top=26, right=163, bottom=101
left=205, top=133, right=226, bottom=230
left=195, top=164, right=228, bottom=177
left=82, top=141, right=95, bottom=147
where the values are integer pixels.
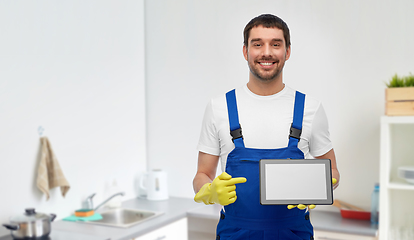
left=289, top=125, right=302, bottom=141
left=230, top=127, right=243, bottom=142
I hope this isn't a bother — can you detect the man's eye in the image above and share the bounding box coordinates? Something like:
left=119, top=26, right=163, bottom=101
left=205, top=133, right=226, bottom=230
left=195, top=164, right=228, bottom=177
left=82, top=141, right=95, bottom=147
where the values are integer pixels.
left=254, top=43, right=261, bottom=47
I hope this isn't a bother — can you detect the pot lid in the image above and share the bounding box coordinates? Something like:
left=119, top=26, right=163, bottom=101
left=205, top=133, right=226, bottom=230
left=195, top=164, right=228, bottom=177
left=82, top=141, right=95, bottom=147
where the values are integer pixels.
left=10, top=208, right=50, bottom=223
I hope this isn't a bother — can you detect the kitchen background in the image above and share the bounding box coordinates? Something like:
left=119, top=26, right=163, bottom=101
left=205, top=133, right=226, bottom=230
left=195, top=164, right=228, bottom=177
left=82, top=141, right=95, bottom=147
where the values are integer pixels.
left=0, top=0, right=146, bottom=235
left=1, top=0, right=413, bottom=235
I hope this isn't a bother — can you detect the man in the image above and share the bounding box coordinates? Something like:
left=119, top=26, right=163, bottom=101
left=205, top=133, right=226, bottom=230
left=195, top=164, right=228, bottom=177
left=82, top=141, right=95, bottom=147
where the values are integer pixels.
left=193, top=14, right=340, bottom=240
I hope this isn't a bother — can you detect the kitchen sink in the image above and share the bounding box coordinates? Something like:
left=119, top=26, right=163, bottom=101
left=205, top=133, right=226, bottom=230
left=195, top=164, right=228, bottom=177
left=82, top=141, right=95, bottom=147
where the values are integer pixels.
left=83, top=208, right=164, bottom=228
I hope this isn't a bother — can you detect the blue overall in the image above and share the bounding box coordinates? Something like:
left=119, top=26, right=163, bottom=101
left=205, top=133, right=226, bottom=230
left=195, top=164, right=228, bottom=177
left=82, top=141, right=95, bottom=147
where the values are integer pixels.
left=216, top=89, right=314, bottom=240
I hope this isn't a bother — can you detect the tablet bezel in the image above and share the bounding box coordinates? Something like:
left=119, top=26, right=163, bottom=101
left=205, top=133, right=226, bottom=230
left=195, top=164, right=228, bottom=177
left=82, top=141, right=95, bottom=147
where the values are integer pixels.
left=259, top=159, right=333, bottom=205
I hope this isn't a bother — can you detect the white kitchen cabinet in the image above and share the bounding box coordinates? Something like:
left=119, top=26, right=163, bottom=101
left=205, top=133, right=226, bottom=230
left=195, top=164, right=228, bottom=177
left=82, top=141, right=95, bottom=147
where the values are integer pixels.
left=133, top=217, right=188, bottom=240
left=187, top=216, right=217, bottom=240
left=379, top=116, right=414, bottom=240
left=314, top=230, right=377, bottom=240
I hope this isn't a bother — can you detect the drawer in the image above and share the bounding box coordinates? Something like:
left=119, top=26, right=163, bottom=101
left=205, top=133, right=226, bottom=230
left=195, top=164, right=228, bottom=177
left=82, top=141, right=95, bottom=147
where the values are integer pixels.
left=134, top=218, right=188, bottom=240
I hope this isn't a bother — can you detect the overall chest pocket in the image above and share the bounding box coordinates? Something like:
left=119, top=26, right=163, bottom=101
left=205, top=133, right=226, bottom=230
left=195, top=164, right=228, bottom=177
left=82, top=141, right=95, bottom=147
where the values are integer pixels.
left=240, top=158, right=260, bottom=162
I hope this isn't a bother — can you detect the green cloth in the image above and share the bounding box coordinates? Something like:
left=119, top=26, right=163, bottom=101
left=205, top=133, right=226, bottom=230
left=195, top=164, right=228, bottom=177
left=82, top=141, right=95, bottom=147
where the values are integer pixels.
left=63, top=213, right=103, bottom=222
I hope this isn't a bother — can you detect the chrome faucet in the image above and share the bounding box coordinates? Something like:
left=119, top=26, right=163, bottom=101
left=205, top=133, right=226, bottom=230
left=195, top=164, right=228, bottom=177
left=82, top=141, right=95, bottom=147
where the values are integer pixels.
left=83, top=193, right=96, bottom=209
left=83, top=192, right=125, bottom=211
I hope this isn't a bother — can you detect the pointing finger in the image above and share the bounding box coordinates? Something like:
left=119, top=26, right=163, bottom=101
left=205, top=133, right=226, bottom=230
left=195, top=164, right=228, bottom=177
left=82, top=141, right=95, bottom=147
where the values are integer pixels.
left=227, top=177, right=247, bottom=185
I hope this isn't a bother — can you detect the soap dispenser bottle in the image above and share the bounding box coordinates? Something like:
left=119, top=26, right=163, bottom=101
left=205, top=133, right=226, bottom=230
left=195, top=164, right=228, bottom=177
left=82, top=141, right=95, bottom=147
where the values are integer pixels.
left=370, top=183, right=380, bottom=224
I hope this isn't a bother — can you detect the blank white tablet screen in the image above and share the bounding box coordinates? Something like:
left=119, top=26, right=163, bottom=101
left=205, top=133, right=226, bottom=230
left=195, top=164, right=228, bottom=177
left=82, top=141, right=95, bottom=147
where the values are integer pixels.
left=265, top=163, right=327, bottom=200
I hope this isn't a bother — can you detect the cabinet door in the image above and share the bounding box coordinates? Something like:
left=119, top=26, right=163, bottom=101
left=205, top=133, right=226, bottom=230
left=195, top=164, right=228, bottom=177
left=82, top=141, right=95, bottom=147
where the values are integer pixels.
left=134, top=217, right=188, bottom=240
left=314, top=230, right=377, bottom=240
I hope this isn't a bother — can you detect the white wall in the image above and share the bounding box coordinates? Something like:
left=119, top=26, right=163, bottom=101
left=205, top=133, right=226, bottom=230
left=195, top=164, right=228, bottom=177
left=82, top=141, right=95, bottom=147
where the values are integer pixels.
left=145, top=0, right=414, bottom=209
left=0, top=0, right=146, bottom=233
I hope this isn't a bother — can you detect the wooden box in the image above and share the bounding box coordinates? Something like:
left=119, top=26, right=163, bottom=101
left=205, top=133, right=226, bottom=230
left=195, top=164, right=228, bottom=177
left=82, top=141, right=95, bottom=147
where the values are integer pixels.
left=385, top=87, right=414, bottom=116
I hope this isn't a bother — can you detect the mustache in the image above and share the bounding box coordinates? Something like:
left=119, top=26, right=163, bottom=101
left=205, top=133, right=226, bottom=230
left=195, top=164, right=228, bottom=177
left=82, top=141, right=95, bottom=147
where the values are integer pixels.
left=256, top=58, right=279, bottom=62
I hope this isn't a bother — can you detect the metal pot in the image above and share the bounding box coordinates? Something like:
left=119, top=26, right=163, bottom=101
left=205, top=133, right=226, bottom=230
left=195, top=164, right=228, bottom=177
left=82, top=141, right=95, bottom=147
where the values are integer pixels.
left=2, top=208, right=56, bottom=240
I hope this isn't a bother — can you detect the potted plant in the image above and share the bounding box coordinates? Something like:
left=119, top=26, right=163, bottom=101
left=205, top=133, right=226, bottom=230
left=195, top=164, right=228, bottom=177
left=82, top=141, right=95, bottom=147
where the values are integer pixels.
left=385, top=73, right=414, bottom=116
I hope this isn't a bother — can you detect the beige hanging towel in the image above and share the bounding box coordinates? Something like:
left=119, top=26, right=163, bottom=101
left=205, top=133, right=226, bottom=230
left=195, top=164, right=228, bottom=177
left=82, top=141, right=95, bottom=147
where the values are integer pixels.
left=36, top=136, right=70, bottom=200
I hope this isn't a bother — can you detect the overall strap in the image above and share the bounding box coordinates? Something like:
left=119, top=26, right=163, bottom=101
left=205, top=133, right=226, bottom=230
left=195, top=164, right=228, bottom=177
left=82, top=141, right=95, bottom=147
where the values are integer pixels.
left=288, top=91, right=306, bottom=148
left=226, top=89, right=245, bottom=148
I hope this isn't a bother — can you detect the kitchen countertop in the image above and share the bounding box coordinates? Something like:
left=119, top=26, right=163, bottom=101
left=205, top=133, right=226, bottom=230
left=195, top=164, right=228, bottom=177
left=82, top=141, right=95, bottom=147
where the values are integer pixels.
left=0, top=230, right=108, bottom=240
left=310, top=209, right=378, bottom=236
left=0, top=197, right=378, bottom=239
left=0, top=197, right=199, bottom=240
left=52, top=197, right=200, bottom=240
left=187, top=204, right=378, bottom=237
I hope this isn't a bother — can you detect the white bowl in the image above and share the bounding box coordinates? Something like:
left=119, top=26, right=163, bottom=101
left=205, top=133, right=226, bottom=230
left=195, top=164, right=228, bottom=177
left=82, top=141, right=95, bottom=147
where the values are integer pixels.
left=398, top=166, right=414, bottom=185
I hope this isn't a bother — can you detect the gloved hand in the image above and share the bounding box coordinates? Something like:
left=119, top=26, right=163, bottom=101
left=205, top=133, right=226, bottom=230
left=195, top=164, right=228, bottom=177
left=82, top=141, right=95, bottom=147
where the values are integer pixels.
left=194, top=172, right=247, bottom=206
left=287, top=178, right=337, bottom=210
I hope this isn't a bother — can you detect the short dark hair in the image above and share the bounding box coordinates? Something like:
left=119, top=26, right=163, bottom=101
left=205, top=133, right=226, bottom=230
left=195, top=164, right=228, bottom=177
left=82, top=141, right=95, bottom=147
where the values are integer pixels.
left=243, top=14, right=291, bottom=48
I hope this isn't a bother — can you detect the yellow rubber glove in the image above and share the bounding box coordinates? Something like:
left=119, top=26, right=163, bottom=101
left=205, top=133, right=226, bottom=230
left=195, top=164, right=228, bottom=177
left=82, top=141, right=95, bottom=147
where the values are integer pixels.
left=194, top=172, right=247, bottom=206
left=288, top=178, right=337, bottom=210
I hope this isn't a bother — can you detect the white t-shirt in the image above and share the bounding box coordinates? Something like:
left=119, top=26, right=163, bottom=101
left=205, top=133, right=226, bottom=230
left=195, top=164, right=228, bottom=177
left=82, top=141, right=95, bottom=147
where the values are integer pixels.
left=197, top=85, right=333, bottom=171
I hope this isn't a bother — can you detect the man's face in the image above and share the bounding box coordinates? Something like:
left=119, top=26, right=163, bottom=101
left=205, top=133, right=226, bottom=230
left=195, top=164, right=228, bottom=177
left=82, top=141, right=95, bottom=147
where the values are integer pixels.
left=243, top=25, right=291, bottom=82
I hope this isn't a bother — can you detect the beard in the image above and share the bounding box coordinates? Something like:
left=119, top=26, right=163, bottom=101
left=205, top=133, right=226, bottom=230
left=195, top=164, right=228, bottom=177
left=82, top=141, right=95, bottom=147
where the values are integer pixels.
left=247, top=56, right=286, bottom=82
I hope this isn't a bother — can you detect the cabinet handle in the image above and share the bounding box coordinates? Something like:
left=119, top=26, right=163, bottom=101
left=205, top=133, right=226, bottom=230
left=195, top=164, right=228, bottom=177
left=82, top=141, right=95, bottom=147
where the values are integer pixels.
left=154, top=236, right=166, bottom=240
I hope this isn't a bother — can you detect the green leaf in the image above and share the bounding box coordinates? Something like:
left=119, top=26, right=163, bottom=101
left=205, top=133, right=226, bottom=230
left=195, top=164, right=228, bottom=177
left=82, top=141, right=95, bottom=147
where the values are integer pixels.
left=404, top=73, right=414, bottom=87
left=386, top=74, right=405, bottom=88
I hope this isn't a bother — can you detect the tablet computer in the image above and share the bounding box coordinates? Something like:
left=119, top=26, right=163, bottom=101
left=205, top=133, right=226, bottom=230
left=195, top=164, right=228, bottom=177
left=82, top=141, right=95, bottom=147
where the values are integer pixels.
left=259, top=159, right=333, bottom=205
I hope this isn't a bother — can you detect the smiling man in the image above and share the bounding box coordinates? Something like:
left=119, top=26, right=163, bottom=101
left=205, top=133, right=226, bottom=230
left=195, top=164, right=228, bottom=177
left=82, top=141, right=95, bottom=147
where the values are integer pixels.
left=245, top=25, right=290, bottom=84
left=193, top=14, right=340, bottom=240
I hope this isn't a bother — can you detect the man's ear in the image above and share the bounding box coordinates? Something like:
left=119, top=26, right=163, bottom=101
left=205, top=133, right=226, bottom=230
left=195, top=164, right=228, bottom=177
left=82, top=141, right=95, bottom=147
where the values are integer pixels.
left=285, top=45, right=291, bottom=61
left=243, top=45, right=248, bottom=61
